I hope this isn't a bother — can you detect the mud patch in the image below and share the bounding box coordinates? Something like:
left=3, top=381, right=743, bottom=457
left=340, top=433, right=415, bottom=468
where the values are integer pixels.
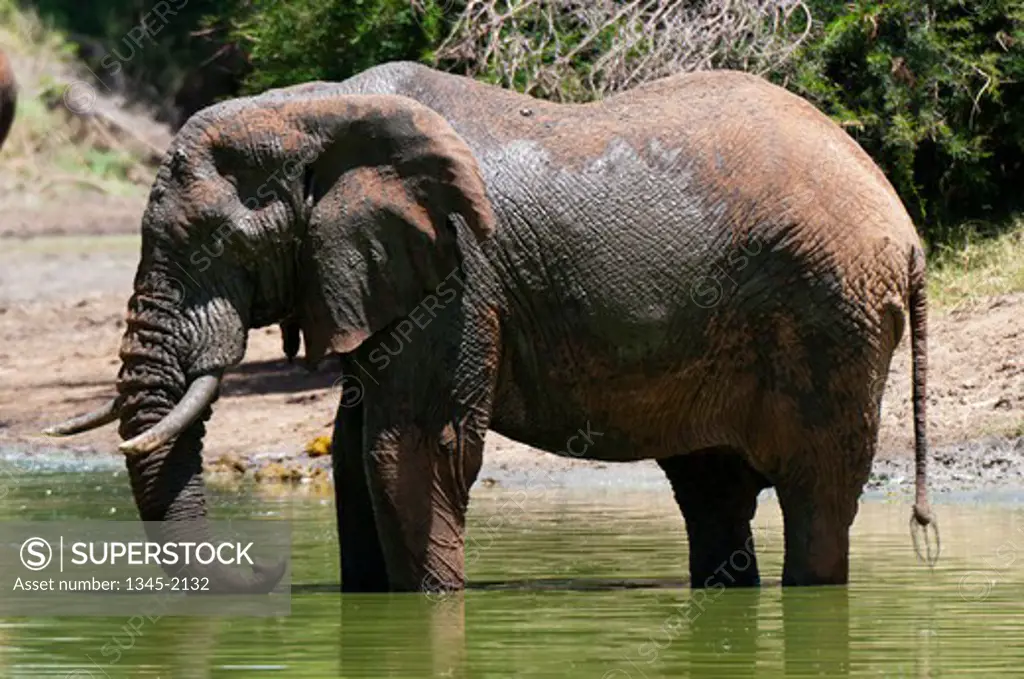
left=869, top=436, right=1024, bottom=494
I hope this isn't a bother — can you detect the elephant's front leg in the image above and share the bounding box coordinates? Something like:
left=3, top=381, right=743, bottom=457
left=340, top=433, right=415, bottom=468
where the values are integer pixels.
left=363, top=417, right=484, bottom=592
left=332, top=371, right=391, bottom=592
left=349, top=286, right=499, bottom=592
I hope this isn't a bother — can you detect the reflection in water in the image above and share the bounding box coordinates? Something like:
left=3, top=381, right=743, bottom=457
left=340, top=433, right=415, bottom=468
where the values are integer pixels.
left=689, top=589, right=762, bottom=678
left=2, top=463, right=1024, bottom=677
left=339, top=593, right=467, bottom=679
left=781, top=588, right=850, bottom=677
left=125, top=617, right=223, bottom=678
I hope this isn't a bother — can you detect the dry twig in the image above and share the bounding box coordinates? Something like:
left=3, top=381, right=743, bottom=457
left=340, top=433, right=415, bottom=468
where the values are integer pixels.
left=431, top=0, right=812, bottom=102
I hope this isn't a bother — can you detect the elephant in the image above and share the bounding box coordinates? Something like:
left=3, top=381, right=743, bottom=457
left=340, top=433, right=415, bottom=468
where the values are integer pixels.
left=46, top=61, right=936, bottom=593
left=0, top=48, right=16, bottom=150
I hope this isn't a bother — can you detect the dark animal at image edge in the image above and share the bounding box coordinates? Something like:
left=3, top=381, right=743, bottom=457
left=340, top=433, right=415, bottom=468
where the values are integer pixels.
left=0, top=48, right=16, bottom=151
left=45, top=61, right=938, bottom=593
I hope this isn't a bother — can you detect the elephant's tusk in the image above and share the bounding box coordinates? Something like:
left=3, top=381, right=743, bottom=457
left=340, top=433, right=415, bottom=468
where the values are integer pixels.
left=43, top=398, right=120, bottom=436
left=119, top=374, right=221, bottom=455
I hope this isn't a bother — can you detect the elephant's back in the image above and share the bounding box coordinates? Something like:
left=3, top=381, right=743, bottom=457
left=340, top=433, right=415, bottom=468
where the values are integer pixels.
left=334, top=65, right=917, bottom=230
left=484, top=67, right=921, bottom=334
left=391, top=64, right=921, bottom=253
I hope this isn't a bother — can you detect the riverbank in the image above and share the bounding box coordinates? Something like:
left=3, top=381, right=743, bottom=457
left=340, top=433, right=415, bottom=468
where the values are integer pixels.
left=4, top=225, right=1024, bottom=497
left=6, top=432, right=1024, bottom=502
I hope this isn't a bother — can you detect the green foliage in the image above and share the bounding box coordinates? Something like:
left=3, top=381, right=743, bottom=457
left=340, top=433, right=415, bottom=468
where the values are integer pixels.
left=776, top=0, right=1024, bottom=235
left=220, top=0, right=1024, bottom=238
left=928, top=218, right=1024, bottom=307
left=223, top=0, right=450, bottom=94
left=84, top=147, right=138, bottom=181
left=14, top=0, right=1024, bottom=239
left=18, top=0, right=233, bottom=105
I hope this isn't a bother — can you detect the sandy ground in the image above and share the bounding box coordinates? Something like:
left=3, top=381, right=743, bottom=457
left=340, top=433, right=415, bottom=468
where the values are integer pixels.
left=3, top=201, right=1024, bottom=495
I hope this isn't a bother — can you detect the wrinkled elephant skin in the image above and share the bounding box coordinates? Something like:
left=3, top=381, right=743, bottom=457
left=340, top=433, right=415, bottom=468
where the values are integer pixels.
left=47, top=62, right=935, bottom=592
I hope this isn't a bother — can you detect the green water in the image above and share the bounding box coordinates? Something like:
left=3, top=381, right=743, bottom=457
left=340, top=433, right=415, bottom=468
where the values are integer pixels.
left=1, top=460, right=1023, bottom=678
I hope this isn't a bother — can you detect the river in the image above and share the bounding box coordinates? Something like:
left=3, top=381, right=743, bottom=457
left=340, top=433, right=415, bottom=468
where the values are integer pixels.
left=1, top=451, right=1022, bottom=678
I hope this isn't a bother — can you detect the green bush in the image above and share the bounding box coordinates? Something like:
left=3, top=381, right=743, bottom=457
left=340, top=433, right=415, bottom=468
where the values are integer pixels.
left=17, top=0, right=452, bottom=121
left=226, top=0, right=1024, bottom=238
left=20, top=0, right=233, bottom=113
left=777, top=0, right=1024, bottom=236
left=224, top=0, right=449, bottom=94
left=22, top=0, right=1024, bottom=240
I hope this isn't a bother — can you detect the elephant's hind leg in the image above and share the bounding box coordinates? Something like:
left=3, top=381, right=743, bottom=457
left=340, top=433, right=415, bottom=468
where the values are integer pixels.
left=659, top=448, right=769, bottom=588
left=774, top=431, right=874, bottom=587
left=332, top=396, right=391, bottom=592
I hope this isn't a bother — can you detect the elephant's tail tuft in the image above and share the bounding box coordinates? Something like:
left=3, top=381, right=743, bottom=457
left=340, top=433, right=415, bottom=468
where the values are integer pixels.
left=908, top=244, right=939, bottom=565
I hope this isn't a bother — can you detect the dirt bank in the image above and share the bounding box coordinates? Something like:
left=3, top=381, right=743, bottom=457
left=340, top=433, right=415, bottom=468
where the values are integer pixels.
left=2, top=214, right=1024, bottom=496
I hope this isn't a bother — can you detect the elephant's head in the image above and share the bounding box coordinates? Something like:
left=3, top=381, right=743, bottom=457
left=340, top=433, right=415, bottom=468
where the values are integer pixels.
left=0, top=48, right=17, bottom=151
left=45, top=89, right=497, bottom=592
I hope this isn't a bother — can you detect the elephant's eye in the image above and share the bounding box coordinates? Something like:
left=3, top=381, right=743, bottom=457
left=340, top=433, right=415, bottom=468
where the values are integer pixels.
left=302, top=167, right=317, bottom=209
left=369, top=243, right=387, bottom=265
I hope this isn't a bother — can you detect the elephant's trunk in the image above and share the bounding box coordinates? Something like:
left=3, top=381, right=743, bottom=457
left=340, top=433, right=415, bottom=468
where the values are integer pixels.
left=116, top=292, right=285, bottom=594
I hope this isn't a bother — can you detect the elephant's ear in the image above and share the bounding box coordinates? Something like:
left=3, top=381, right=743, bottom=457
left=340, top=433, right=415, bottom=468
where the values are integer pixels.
left=277, top=93, right=497, bottom=364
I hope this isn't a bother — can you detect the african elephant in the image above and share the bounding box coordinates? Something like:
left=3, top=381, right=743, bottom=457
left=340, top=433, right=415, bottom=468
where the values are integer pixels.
left=46, top=61, right=935, bottom=593
left=0, top=48, right=17, bottom=150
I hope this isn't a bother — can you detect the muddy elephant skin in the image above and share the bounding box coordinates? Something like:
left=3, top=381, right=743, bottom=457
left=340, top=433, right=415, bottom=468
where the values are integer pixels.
left=0, top=49, right=16, bottom=150
left=48, top=62, right=934, bottom=593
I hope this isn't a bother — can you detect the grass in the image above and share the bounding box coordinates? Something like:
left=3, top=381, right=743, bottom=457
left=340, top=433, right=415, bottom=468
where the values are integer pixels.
left=0, top=0, right=73, bottom=58
left=0, top=1, right=154, bottom=199
left=928, top=218, right=1024, bottom=310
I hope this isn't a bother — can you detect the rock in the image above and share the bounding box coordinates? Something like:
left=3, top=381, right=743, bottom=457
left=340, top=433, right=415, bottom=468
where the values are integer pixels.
left=221, top=452, right=248, bottom=474
left=306, top=466, right=333, bottom=495
left=286, top=393, right=320, bottom=405
left=254, top=462, right=302, bottom=483
left=305, top=435, right=332, bottom=458
left=205, top=452, right=247, bottom=475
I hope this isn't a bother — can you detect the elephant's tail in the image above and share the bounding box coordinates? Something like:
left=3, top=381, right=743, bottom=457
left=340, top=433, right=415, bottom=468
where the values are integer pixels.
left=908, top=244, right=939, bottom=565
